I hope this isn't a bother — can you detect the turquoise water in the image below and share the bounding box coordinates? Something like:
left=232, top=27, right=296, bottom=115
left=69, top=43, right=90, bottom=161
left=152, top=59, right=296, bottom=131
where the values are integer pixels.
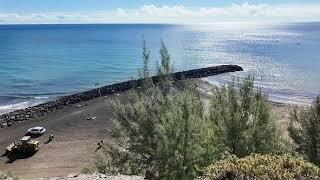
left=0, top=23, right=319, bottom=114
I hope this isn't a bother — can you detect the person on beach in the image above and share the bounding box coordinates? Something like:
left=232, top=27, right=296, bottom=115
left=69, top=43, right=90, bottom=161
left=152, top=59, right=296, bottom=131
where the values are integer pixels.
left=96, top=140, right=104, bottom=151
left=49, top=132, right=54, bottom=141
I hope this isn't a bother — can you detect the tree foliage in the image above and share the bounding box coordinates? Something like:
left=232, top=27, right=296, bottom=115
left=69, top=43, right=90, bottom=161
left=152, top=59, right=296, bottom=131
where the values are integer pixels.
left=209, top=77, right=285, bottom=158
left=288, top=96, right=320, bottom=165
left=108, top=86, right=223, bottom=179
left=157, top=40, right=173, bottom=96
left=139, top=39, right=150, bottom=79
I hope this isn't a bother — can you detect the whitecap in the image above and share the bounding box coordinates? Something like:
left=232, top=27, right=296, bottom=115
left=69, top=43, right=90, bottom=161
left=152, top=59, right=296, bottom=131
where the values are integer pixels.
left=0, top=101, right=30, bottom=115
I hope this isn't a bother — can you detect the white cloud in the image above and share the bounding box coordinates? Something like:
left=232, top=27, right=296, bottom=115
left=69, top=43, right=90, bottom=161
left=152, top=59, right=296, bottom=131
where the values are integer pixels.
left=1, top=3, right=320, bottom=24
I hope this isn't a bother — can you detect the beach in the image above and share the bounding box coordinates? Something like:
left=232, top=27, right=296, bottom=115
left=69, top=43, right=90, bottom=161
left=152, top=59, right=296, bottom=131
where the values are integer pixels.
left=0, top=78, right=297, bottom=179
left=0, top=93, right=114, bottom=179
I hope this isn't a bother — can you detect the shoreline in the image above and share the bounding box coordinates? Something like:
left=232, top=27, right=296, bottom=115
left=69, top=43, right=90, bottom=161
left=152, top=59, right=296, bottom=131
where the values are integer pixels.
left=0, top=66, right=299, bottom=179
left=0, top=65, right=242, bottom=127
left=200, top=78, right=312, bottom=107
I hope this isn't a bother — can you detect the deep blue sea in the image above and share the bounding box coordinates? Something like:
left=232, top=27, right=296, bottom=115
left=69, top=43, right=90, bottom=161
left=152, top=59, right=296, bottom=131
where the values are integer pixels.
left=0, top=22, right=319, bottom=114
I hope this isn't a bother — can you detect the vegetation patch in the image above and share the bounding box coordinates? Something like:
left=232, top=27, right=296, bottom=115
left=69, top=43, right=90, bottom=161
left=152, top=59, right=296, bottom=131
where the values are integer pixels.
left=205, top=154, right=320, bottom=179
left=288, top=97, right=320, bottom=165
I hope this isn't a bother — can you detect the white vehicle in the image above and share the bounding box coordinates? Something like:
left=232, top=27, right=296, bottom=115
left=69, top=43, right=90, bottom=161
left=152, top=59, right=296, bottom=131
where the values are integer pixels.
left=27, top=127, right=46, bottom=135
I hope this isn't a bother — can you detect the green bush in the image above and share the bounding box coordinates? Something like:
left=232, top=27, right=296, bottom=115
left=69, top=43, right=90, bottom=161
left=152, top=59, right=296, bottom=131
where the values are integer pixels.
left=156, top=40, right=174, bottom=96
left=209, top=77, right=286, bottom=158
left=288, top=96, right=320, bottom=165
left=205, top=154, right=320, bottom=180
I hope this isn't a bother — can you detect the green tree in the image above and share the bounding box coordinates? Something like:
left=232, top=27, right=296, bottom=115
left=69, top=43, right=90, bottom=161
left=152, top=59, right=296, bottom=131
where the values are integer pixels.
left=209, top=77, right=284, bottom=158
left=138, top=39, right=153, bottom=89
left=288, top=96, right=320, bottom=165
left=139, top=39, right=150, bottom=79
left=107, top=80, right=220, bottom=179
left=157, top=40, right=173, bottom=96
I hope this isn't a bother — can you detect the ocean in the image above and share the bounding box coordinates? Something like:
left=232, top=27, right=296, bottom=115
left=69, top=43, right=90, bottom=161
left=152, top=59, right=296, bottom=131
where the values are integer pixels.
left=0, top=22, right=319, bottom=114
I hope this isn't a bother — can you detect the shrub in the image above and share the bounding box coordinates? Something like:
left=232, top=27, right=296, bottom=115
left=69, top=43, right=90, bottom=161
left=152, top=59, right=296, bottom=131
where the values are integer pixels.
left=157, top=40, right=174, bottom=96
left=138, top=39, right=151, bottom=80
left=205, top=154, right=320, bottom=180
left=6, top=171, right=19, bottom=180
left=209, top=77, right=285, bottom=158
left=288, top=96, right=320, bottom=165
left=95, top=152, right=109, bottom=174
left=81, top=167, right=94, bottom=174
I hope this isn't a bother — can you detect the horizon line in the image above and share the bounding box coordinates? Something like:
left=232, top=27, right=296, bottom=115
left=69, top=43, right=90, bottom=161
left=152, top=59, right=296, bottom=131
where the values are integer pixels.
left=1, top=21, right=320, bottom=26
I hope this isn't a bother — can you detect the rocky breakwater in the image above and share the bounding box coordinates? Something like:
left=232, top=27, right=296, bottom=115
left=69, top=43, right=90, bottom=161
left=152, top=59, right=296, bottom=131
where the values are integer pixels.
left=0, top=65, right=243, bottom=127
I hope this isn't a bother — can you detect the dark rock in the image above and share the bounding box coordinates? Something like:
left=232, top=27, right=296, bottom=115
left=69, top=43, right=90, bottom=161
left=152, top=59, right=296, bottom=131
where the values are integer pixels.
left=0, top=65, right=243, bottom=127
left=1, top=123, right=7, bottom=128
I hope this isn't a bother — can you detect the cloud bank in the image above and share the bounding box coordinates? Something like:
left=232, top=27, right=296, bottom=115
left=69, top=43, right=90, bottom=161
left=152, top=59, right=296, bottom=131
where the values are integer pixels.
left=1, top=3, right=320, bottom=24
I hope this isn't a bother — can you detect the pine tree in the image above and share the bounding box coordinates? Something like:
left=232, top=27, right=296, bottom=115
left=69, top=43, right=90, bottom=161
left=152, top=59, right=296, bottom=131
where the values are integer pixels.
left=138, top=39, right=153, bottom=89
left=288, top=96, right=320, bottom=165
left=139, top=39, right=150, bottom=79
left=157, top=40, right=173, bottom=96
left=209, top=77, right=284, bottom=158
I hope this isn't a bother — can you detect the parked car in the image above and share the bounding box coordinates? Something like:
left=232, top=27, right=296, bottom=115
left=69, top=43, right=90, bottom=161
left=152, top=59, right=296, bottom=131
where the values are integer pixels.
left=27, top=127, right=46, bottom=135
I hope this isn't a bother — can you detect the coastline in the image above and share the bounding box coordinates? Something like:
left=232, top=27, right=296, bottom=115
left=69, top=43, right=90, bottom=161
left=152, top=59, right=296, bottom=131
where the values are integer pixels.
left=0, top=65, right=301, bottom=179
left=0, top=65, right=242, bottom=127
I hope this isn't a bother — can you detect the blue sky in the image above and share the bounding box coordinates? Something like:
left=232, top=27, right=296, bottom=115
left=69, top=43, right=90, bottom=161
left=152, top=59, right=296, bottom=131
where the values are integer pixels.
left=0, top=0, right=319, bottom=23
left=1, top=0, right=320, bottom=12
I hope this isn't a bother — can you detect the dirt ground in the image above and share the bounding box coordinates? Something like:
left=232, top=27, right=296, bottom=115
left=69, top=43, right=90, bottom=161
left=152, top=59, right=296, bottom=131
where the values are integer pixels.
left=0, top=93, right=126, bottom=179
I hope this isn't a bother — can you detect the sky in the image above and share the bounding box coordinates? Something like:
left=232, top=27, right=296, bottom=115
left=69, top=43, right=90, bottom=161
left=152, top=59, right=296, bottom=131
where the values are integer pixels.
left=0, top=0, right=319, bottom=24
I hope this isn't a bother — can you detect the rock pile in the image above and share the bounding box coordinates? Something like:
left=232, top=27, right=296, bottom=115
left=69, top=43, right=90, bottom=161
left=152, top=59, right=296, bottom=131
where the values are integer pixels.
left=0, top=65, right=243, bottom=127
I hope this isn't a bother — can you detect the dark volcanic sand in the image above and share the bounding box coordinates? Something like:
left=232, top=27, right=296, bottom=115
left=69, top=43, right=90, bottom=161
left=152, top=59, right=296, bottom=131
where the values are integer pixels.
left=0, top=93, right=125, bottom=179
